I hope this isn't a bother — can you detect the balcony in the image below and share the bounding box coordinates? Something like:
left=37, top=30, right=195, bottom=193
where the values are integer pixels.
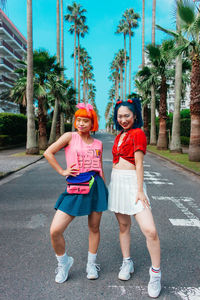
left=0, top=57, right=15, bottom=70
left=0, top=74, right=14, bottom=84
left=0, top=39, right=22, bottom=60
left=0, top=22, right=27, bottom=52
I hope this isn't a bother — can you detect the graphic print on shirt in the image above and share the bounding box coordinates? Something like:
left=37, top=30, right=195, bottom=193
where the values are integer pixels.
left=77, top=149, right=102, bottom=171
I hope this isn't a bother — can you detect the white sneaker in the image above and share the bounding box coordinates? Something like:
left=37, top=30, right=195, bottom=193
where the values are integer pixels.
left=86, top=262, right=100, bottom=280
left=55, top=256, right=74, bottom=283
left=118, top=259, right=134, bottom=281
left=148, top=267, right=161, bottom=298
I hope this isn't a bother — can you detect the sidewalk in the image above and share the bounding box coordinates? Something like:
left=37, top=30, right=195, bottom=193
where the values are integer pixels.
left=0, top=146, right=44, bottom=179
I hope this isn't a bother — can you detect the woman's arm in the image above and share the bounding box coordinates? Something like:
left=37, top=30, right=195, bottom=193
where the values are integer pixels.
left=100, top=145, right=106, bottom=183
left=44, top=132, right=79, bottom=177
left=135, top=150, right=149, bottom=207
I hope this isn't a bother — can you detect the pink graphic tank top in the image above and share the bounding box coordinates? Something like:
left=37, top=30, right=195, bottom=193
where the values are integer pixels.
left=65, top=132, right=103, bottom=177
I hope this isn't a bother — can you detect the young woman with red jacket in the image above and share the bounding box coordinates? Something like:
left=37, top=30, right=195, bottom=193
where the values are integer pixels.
left=108, top=99, right=161, bottom=298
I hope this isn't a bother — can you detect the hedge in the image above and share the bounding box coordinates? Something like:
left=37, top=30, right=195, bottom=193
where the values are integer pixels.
left=155, top=112, right=191, bottom=138
left=0, top=113, right=27, bottom=136
left=180, top=136, right=190, bottom=145
left=0, top=134, right=26, bottom=146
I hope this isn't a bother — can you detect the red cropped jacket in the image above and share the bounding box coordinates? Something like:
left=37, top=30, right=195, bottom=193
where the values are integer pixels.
left=112, top=128, right=147, bottom=166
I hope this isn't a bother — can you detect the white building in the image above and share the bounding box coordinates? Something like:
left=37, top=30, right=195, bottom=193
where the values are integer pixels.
left=141, top=53, right=190, bottom=113
left=0, top=9, right=27, bottom=113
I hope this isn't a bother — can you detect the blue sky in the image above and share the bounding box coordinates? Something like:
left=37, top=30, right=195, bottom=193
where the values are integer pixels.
left=4, top=0, right=176, bottom=129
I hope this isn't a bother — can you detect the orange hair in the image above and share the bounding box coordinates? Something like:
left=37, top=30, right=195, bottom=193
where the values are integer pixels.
left=74, top=106, right=99, bottom=132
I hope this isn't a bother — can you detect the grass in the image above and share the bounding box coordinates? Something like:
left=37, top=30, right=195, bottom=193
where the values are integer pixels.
left=11, top=150, right=44, bottom=157
left=147, top=145, right=200, bottom=174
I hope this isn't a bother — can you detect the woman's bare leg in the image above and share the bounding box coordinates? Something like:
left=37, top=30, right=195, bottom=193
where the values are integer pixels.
left=50, top=210, right=75, bottom=255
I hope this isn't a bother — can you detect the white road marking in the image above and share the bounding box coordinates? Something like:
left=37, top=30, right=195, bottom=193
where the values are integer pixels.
left=144, top=164, right=151, bottom=167
left=144, top=171, right=174, bottom=185
left=152, top=196, right=200, bottom=229
left=108, top=285, right=200, bottom=299
left=176, top=287, right=200, bottom=299
left=169, top=218, right=200, bottom=228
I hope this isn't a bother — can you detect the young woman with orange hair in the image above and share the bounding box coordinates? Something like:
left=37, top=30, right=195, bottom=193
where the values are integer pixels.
left=44, top=103, right=108, bottom=283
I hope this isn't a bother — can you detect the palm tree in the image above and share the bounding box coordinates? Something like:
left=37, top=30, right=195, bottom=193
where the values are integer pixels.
left=79, top=47, right=91, bottom=102
left=136, top=66, right=158, bottom=144
left=65, top=2, right=86, bottom=100
left=146, top=40, right=174, bottom=149
left=61, top=0, right=64, bottom=76
left=152, top=0, right=156, bottom=45
left=116, top=19, right=129, bottom=100
left=110, top=59, right=120, bottom=100
left=148, top=0, right=157, bottom=145
left=142, top=0, right=145, bottom=67
left=170, top=11, right=183, bottom=153
left=115, top=50, right=126, bottom=101
left=70, top=20, right=88, bottom=102
left=123, top=8, right=140, bottom=95
left=26, top=0, right=38, bottom=154
left=157, top=0, right=200, bottom=160
left=177, top=0, right=200, bottom=161
left=105, top=101, right=113, bottom=132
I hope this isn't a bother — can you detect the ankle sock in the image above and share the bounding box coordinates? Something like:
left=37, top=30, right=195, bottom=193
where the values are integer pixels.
left=87, top=251, right=97, bottom=264
left=151, top=266, right=160, bottom=274
left=56, top=252, right=68, bottom=264
left=123, top=257, right=131, bottom=262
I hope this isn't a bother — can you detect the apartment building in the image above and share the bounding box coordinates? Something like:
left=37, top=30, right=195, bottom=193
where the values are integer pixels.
left=0, top=9, right=27, bottom=113
left=140, top=53, right=190, bottom=113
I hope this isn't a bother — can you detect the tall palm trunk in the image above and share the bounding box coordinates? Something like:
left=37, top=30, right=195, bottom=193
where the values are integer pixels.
left=115, top=79, right=118, bottom=100
left=128, top=28, right=131, bottom=95
left=157, top=75, right=168, bottom=149
left=60, top=112, right=65, bottom=135
left=74, top=22, right=77, bottom=100
left=143, top=104, right=149, bottom=143
left=124, top=33, right=127, bottom=100
left=120, top=66, right=123, bottom=100
left=142, top=0, right=149, bottom=143
left=150, top=0, right=157, bottom=145
left=26, top=0, right=38, bottom=154
left=49, top=0, right=60, bottom=144
left=150, top=84, right=157, bottom=145
left=38, top=97, right=47, bottom=150
left=83, top=70, right=86, bottom=103
left=152, top=0, right=156, bottom=45
left=189, top=54, right=200, bottom=161
left=60, top=0, right=65, bottom=135
left=61, top=0, right=64, bottom=76
left=78, top=33, right=81, bottom=102
left=142, top=0, right=145, bottom=67
left=170, top=12, right=182, bottom=153
left=48, top=99, right=59, bottom=145
left=56, top=105, right=61, bottom=140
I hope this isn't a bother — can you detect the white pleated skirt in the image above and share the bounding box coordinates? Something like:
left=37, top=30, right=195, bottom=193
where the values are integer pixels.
left=108, top=168, right=150, bottom=215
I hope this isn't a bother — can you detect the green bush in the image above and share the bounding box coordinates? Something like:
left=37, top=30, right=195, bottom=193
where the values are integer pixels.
left=65, top=123, right=72, bottom=132
left=180, top=118, right=190, bottom=137
left=181, top=136, right=190, bottom=145
left=180, top=109, right=190, bottom=119
left=0, top=135, right=11, bottom=146
left=0, top=113, right=27, bottom=136
left=155, top=112, right=191, bottom=138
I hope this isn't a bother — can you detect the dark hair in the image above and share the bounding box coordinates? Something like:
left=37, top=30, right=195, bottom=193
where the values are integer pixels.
left=113, top=98, right=143, bottom=131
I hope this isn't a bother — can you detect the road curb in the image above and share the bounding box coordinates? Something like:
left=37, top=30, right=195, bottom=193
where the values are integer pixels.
left=0, top=155, right=44, bottom=180
left=147, top=150, right=200, bottom=177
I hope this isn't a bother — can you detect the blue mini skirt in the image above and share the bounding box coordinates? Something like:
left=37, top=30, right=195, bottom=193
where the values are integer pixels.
left=54, top=175, right=108, bottom=216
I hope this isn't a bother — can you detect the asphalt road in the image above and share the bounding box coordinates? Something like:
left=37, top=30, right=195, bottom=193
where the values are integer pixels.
left=0, top=133, right=200, bottom=300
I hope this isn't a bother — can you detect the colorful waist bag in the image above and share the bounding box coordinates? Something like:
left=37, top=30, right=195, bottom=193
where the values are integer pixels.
left=66, top=171, right=97, bottom=194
